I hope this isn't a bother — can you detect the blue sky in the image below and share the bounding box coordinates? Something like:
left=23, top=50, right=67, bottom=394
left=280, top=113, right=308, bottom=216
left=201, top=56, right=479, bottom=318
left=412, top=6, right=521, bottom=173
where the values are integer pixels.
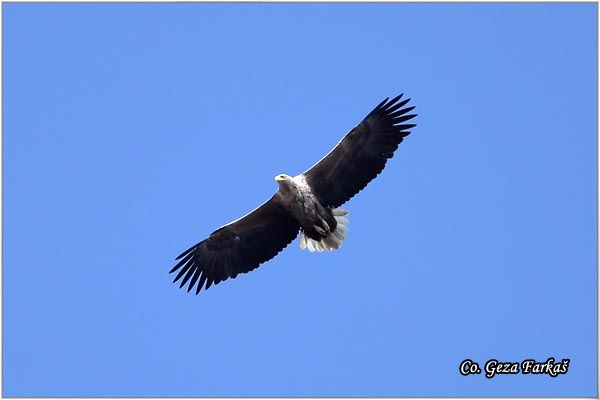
left=3, top=2, right=597, bottom=397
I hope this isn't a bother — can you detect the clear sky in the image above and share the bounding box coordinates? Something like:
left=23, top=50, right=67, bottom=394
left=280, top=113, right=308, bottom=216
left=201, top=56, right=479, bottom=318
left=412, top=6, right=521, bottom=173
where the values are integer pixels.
left=3, top=2, right=597, bottom=397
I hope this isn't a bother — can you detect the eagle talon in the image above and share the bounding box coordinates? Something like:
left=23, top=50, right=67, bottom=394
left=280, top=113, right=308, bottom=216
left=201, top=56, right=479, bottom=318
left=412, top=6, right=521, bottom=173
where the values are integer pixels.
left=319, top=217, right=331, bottom=233
left=315, top=225, right=328, bottom=236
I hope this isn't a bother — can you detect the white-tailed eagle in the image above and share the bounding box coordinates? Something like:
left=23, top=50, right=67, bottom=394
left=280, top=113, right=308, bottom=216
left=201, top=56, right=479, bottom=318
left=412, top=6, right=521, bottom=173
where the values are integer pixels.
left=170, top=94, right=417, bottom=294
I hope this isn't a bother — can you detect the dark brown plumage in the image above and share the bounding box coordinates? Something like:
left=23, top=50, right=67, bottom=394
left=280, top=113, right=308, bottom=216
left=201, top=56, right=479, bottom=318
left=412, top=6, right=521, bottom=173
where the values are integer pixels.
left=172, top=195, right=299, bottom=293
left=304, top=95, right=416, bottom=208
left=170, top=94, right=417, bottom=294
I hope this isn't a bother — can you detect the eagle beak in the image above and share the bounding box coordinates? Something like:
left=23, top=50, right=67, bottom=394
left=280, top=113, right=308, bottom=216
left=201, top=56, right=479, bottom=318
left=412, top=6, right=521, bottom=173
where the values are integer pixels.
left=275, top=175, right=284, bottom=182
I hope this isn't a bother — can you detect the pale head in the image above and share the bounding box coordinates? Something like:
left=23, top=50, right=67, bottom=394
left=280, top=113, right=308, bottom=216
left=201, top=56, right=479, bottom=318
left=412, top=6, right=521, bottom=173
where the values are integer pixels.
left=274, top=174, right=293, bottom=183
left=274, top=174, right=294, bottom=191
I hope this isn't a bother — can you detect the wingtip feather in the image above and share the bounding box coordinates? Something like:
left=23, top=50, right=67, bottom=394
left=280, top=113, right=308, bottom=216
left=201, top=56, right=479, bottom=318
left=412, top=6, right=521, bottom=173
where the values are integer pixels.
left=387, top=94, right=404, bottom=107
left=175, top=242, right=198, bottom=260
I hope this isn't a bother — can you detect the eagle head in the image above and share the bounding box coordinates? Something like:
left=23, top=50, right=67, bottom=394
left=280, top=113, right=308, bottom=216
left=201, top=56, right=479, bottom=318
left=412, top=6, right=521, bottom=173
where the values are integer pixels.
left=274, top=174, right=293, bottom=183
left=275, top=174, right=295, bottom=191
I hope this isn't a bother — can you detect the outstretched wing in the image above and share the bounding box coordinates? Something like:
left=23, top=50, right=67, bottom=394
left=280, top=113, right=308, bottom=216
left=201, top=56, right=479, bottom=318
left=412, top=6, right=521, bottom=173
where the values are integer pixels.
left=303, top=94, right=417, bottom=208
left=170, top=195, right=299, bottom=294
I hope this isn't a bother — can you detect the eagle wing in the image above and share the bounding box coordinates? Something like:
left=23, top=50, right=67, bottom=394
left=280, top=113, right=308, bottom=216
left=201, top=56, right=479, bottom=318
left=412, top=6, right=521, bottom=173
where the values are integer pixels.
left=302, top=94, right=417, bottom=208
left=170, top=195, right=299, bottom=294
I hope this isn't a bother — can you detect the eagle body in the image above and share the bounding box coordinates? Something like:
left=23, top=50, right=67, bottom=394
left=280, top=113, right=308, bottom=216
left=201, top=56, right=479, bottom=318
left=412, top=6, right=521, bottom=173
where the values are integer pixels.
left=171, top=94, right=417, bottom=294
left=275, top=174, right=343, bottom=246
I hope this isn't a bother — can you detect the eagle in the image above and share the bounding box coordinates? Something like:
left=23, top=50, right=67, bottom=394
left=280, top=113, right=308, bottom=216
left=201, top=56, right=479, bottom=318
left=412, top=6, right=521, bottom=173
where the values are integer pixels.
left=170, top=94, right=417, bottom=294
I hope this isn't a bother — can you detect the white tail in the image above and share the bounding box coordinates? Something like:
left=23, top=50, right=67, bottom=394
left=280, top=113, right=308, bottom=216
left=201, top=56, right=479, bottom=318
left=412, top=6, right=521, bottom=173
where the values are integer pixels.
left=300, top=209, right=349, bottom=252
